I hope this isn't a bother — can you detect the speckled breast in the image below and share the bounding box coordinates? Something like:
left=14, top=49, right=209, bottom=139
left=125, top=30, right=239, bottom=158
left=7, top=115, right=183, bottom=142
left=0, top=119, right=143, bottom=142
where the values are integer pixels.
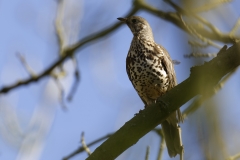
left=126, top=39, right=169, bottom=104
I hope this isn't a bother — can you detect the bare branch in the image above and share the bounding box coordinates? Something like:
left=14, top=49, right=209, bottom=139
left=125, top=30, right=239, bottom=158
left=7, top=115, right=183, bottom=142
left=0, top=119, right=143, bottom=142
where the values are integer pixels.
left=55, top=0, right=65, bottom=53
left=153, top=129, right=165, bottom=160
left=0, top=7, right=139, bottom=95
left=179, top=15, right=221, bottom=49
left=184, top=52, right=217, bottom=58
left=186, top=41, right=217, bottom=58
left=164, top=0, right=222, bottom=37
left=16, top=53, right=36, bottom=77
left=190, top=0, right=233, bottom=13
left=230, top=18, right=240, bottom=41
left=136, top=0, right=239, bottom=43
left=67, top=57, right=80, bottom=101
left=62, top=132, right=114, bottom=160
left=81, top=132, right=91, bottom=156
left=188, top=41, right=210, bottom=48
left=53, top=77, right=67, bottom=110
left=145, top=146, right=150, bottom=160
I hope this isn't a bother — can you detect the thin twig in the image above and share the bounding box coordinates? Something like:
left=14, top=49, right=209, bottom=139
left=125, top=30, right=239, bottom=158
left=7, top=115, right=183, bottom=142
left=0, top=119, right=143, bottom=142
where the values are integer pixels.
left=180, top=149, right=184, bottom=160
left=230, top=18, right=240, bottom=41
left=67, top=57, right=80, bottom=101
left=145, top=146, right=150, bottom=160
left=55, top=0, right=81, bottom=102
left=184, top=52, right=217, bottom=58
left=154, top=129, right=165, bottom=160
left=16, top=53, right=36, bottom=77
left=188, top=41, right=209, bottom=48
left=55, top=0, right=65, bottom=53
left=187, top=40, right=217, bottom=58
left=62, top=132, right=114, bottom=160
left=158, top=138, right=165, bottom=160
left=81, top=132, right=91, bottom=156
left=53, top=77, right=67, bottom=110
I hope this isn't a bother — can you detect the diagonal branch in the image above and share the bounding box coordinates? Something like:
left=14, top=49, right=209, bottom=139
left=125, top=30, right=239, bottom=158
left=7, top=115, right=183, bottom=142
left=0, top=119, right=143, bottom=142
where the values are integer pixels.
left=0, top=7, right=139, bottom=95
left=164, top=0, right=222, bottom=36
left=190, top=0, right=233, bottom=13
left=178, top=14, right=221, bottom=48
left=86, top=42, right=240, bottom=160
left=135, top=0, right=240, bottom=43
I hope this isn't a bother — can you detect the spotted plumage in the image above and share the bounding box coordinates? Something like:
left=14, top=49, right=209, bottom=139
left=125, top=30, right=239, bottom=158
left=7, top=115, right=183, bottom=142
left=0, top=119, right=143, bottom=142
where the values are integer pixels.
left=118, top=16, right=183, bottom=157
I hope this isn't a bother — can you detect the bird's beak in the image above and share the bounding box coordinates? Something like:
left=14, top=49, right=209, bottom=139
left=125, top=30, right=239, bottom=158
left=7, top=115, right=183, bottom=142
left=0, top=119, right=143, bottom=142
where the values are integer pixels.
left=117, top=17, right=127, bottom=23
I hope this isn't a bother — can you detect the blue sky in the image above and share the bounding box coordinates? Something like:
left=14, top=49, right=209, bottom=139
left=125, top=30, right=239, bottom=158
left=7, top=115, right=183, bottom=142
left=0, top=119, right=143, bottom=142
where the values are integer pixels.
left=0, top=0, right=240, bottom=160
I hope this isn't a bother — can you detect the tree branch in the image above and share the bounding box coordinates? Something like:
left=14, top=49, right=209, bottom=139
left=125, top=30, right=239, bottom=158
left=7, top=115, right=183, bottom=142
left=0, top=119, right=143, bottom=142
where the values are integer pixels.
left=81, top=132, right=91, bottom=156
left=153, top=129, right=165, bottom=160
left=62, top=132, right=114, bottom=160
left=190, top=0, right=232, bottom=13
left=145, top=146, right=150, bottom=160
left=86, top=42, right=240, bottom=160
left=135, top=0, right=240, bottom=43
left=0, top=7, right=139, bottom=95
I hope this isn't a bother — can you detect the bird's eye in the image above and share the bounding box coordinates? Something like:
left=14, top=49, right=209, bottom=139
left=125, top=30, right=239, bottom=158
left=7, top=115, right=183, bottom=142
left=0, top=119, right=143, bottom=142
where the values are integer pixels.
left=132, top=19, right=137, bottom=23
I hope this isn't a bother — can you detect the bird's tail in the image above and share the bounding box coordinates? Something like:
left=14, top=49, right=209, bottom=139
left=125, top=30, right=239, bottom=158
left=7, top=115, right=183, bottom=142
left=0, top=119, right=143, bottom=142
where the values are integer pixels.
left=161, top=112, right=183, bottom=157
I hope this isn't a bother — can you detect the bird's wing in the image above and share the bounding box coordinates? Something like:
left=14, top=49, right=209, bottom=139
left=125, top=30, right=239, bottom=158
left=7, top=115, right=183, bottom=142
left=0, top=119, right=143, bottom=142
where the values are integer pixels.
left=153, top=43, right=183, bottom=122
left=153, top=43, right=177, bottom=88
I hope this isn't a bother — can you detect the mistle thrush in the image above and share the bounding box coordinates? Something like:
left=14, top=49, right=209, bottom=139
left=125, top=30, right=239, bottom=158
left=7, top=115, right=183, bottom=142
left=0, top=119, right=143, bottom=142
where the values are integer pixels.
left=118, top=16, right=183, bottom=157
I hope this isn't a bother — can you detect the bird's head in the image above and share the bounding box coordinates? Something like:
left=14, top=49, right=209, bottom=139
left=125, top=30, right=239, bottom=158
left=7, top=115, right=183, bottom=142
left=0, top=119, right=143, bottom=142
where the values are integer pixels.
left=117, top=16, right=153, bottom=40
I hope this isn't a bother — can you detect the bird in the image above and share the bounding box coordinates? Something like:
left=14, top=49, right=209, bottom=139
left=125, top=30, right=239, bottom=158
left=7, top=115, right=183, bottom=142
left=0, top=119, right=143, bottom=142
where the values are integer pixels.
left=117, top=16, right=183, bottom=158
